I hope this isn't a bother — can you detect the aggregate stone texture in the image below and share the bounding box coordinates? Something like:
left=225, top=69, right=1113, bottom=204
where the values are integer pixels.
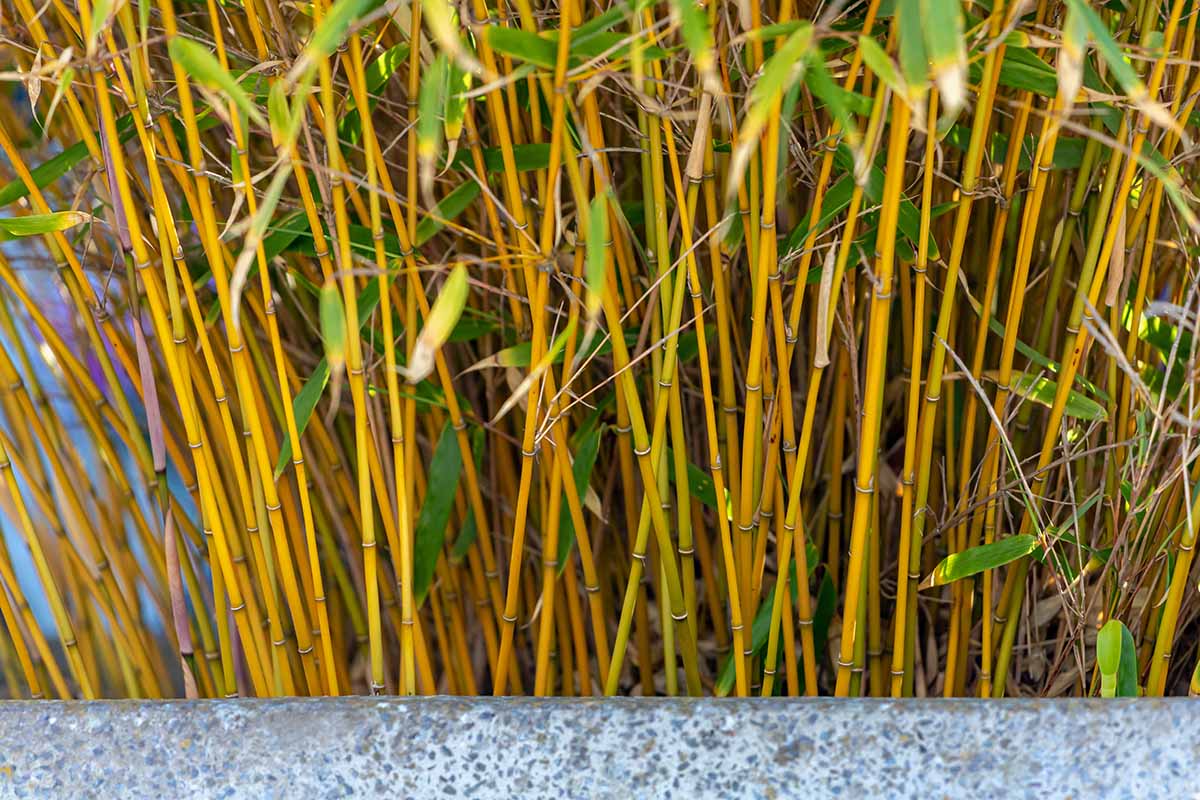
left=0, top=697, right=1193, bottom=798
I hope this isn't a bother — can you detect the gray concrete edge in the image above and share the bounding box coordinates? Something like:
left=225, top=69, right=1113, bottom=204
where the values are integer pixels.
left=0, top=697, right=1193, bottom=798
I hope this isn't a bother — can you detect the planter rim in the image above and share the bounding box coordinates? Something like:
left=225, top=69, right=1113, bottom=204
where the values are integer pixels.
left=0, top=696, right=1193, bottom=798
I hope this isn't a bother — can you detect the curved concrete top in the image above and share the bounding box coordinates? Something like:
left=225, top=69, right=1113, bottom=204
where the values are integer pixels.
left=0, top=697, right=1193, bottom=798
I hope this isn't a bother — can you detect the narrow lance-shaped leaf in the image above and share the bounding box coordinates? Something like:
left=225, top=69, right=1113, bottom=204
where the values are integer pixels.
left=858, top=35, right=905, bottom=100
left=1066, top=0, right=1179, bottom=136
left=920, top=0, right=967, bottom=117
left=897, top=0, right=929, bottom=117
left=42, top=65, right=74, bottom=134
left=320, top=278, right=348, bottom=424
left=268, top=79, right=304, bottom=152
left=1011, top=372, right=1108, bottom=422
left=556, top=425, right=604, bottom=572
left=228, top=162, right=292, bottom=330
left=87, top=0, right=114, bottom=56
left=1097, top=619, right=1138, bottom=697
left=586, top=192, right=608, bottom=319
left=413, top=421, right=463, bottom=605
left=414, top=180, right=482, bottom=247
left=168, top=38, right=267, bottom=129
left=417, top=54, right=449, bottom=204
left=805, top=58, right=866, bottom=184
left=0, top=211, right=91, bottom=239
left=293, top=0, right=375, bottom=77
left=921, top=534, right=1039, bottom=588
left=274, top=361, right=331, bottom=478
left=1057, top=1, right=1087, bottom=115
left=421, top=0, right=485, bottom=77
left=492, top=317, right=577, bottom=422
left=727, top=23, right=813, bottom=202
left=668, top=0, right=719, bottom=94
left=406, top=264, right=470, bottom=383
left=450, top=427, right=485, bottom=561
left=443, top=53, right=474, bottom=168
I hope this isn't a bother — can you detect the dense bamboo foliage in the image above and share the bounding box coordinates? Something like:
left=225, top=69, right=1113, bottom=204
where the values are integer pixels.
left=0, top=0, right=1197, bottom=700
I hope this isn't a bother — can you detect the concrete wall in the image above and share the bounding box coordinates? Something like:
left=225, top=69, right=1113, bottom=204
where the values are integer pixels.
left=0, top=697, right=1193, bottom=798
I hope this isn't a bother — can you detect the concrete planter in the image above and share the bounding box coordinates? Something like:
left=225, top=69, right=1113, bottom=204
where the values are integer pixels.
left=0, top=698, right=1193, bottom=798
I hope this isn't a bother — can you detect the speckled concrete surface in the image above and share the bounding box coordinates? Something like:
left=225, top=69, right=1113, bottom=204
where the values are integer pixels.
left=0, top=697, right=1193, bottom=798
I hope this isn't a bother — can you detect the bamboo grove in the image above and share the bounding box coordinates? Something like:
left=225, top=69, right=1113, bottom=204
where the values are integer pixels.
left=0, top=0, right=1196, bottom=700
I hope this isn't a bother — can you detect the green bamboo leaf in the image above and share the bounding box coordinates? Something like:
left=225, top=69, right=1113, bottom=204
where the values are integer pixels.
left=1012, top=373, right=1108, bottom=421
left=319, top=278, right=348, bottom=374
left=585, top=192, right=608, bottom=318
left=727, top=24, right=813, bottom=200
left=556, top=425, right=604, bottom=572
left=267, top=80, right=301, bottom=147
left=450, top=427, right=485, bottom=561
left=985, top=46, right=1059, bottom=98
left=443, top=57, right=473, bottom=153
left=338, top=43, right=410, bottom=144
left=0, top=140, right=91, bottom=207
left=0, top=211, right=91, bottom=239
left=1097, top=619, right=1138, bottom=697
left=273, top=360, right=331, bottom=478
left=414, top=421, right=463, bottom=605
left=668, top=0, right=717, bottom=91
left=921, top=534, right=1039, bottom=588
left=42, top=66, right=74, bottom=133
left=896, top=0, right=928, bottom=104
left=858, top=35, right=905, bottom=99
left=564, top=30, right=669, bottom=63
left=421, top=0, right=483, bottom=75
left=447, top=142, right=551, bottom=173
left=1066, top=0, right=1176, bottom=132
left=804, top=58, right=864, bottom=180
left=305, top=0, right=374, bottom=62
left=417, top=54, right=450, bottom=199
left=228, top=164, right=291, bottom=328
left=406, top=265, right=470, bottom=383
left=714, top=550, right=818, bottom=695
left=664, top=452, right=726, bottom=518
left=1058, top=1, right=1088, bottom=108
left=920, top=0, right=966, bottom=115
left=87, top=0, right=114, bottom=55
left=485, top=27, right=557, bottom=67
left=714, top=583, right=777, bottom=696
left=414, top=181, right=481, bottom=246
left=486, top=26, right=668, bottom=69
left=491, top=318, right=577, bottom=422
left=366, top=42, right=411, bottom=92
left=168, top=37, right=267, bottom=129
